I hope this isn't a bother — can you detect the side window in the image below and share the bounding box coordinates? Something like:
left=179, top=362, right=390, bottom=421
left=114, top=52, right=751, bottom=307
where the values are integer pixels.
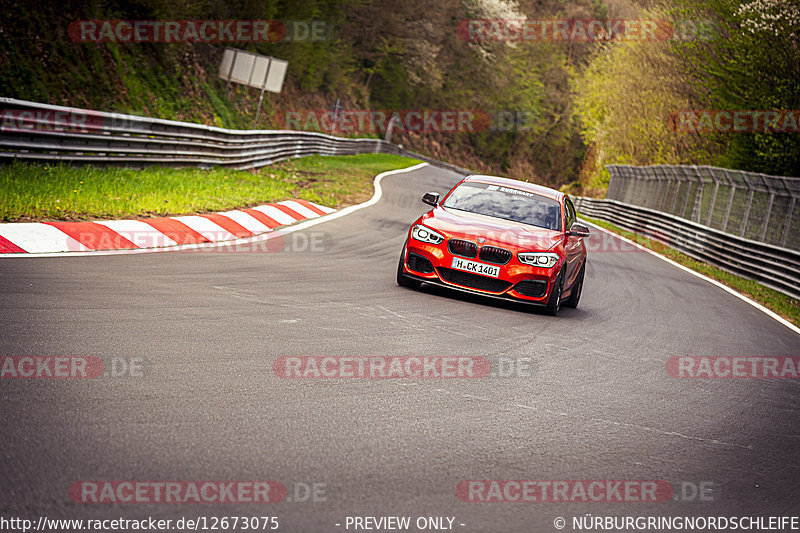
left=565, top=197, right=576, bottom=230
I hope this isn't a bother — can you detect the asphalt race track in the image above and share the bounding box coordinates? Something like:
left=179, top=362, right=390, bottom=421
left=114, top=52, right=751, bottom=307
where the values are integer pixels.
left=1, top=164, right=799, bottom=531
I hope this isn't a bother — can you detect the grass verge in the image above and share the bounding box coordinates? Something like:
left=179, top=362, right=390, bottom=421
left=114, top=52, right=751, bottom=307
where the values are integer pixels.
left=0, top=154, right=421, bottom=222
left=579, top=214, right=800, bottom=328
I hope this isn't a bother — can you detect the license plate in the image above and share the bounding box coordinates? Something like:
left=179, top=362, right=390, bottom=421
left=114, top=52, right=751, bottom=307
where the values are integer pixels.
left=451, top=257, right=500, bottom=277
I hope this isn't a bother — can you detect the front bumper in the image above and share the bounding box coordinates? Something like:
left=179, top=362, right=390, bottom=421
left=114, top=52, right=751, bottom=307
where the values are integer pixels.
left=403, top=240, right=560, bottom=305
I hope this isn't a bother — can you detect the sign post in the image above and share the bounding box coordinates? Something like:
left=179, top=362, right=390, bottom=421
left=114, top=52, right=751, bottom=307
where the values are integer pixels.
left=329, top=98, right=342, bottom=136
left=218, top=48, right=288, bottom=128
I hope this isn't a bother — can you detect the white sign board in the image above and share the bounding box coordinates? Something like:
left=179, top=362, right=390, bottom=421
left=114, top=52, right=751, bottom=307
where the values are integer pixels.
left=218, top=48, right=234, bottom=79
left=264, top=58, right=288, bottom=93
left=219, top=48, right=287, bottom=94
left=249, top=56, right=270, bottom=88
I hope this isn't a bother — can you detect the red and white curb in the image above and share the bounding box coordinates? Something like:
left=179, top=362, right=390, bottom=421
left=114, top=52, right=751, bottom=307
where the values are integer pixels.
left=0, top=199, right=335, bottom=256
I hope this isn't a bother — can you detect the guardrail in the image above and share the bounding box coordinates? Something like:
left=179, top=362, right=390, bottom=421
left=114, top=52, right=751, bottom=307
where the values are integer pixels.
left=5, top=99, right=795, bottom=298
left=575, top=196, right=800, bottom=300
left=0, top=97, right=469, bottom=174
left=606, top=164, right=800, bottom=252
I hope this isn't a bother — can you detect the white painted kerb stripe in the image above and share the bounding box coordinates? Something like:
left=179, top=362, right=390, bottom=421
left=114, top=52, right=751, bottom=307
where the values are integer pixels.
left=0, top=223, right=90, bottom=253
left=218, top=210, right=273, bottom=234
left=278, top=200, right=321, bottom=219
left=171, top=216, right=237, bottom=242
left=314, top=204, right=336, bottom=214
left=95, top=220, right=177, bottom=248
left=250, top=205, right=298, bottom=225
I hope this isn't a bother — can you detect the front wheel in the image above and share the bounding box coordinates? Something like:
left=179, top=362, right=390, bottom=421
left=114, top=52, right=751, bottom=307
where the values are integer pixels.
left=396, top=244, right=422, bottom=289
left=563, top=263, right=585, bottom=309
left=545, top=268, right=563, bottom=316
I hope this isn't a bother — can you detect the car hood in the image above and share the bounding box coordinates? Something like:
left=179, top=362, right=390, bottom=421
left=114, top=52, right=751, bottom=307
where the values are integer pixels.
left=420, top=206, right=562, bottom=252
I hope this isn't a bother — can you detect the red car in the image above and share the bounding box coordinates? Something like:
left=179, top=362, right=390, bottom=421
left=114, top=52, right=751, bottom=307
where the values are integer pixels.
left=397, top=174, right=589, bottom=315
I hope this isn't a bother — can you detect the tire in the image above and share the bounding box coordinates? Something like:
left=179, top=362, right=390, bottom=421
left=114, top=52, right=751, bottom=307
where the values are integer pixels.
left=396, top=244, right=422, bottom=289
left=563, top=263, right=585, bottom=309
left=545, top=268, right=563, bottom=316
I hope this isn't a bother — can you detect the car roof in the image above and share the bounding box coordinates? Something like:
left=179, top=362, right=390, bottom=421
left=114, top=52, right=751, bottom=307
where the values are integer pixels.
left=462, top=174, right=564, bottom=201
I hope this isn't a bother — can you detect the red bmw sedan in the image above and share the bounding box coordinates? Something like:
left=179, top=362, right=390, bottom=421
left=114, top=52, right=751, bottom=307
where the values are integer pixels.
left=397, top=174, right=590, bottom=315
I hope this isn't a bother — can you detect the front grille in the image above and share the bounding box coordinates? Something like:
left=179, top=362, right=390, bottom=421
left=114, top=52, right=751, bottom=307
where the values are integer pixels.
left=448, top=239, right=478, bottom=258
left=479, top=245, right=512, bottom=265
left=437, top=267, right=512, bottom=293
left=513, top=280, right=548, bottom=297
left=407, top=252, right=434, bottom=273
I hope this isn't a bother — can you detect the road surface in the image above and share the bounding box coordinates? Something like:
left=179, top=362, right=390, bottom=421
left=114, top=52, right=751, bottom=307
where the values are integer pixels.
left=1, top=164, right=798, bottom=531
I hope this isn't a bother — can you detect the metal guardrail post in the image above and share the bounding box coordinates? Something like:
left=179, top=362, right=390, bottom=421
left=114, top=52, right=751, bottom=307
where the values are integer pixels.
left=705, top=167, right=719, bottom=227
left=761, top=191, right=775, bottom=242
left=616, top=166, right=627, bottom=202
left=680, top=167, right=692, bottom=218
left=634, top=167, right=644, bottom=205
left=645, top=166, right=657, bottom=208
left=721, top=170, right=737, bottom=233
left=669, top=168, right=681, bottom=215
left=761, top=173, right=790, bottom=245
left=658, top=166, right=670, bottom=211
left=740, top=175, right=755, bottom=238
left=783, top=197, right=796, bottom=248
left=689, top=165, right=704, bottom=223
left=623, top=166, right=634, bottom=203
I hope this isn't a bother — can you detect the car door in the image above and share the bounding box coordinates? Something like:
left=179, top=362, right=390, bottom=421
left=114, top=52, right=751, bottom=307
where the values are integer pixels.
left=563, top=197, right=583, bottom=288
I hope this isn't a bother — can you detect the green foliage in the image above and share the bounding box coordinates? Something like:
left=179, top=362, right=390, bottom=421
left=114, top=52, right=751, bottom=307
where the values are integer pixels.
left=573, top=27, right=716, bottom=173
left=0, top=154, right=420, bottom=221
left=671, top=0, right=800, bottom=176
left=0, top=0, right=602, bottom=187
left=574, top=0, right=800, bottom=190
left=4, top=0, right=795, bottom=196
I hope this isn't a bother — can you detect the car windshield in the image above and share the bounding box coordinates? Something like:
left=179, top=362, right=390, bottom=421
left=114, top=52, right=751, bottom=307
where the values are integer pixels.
left=442, top=181, right=562, bottom=230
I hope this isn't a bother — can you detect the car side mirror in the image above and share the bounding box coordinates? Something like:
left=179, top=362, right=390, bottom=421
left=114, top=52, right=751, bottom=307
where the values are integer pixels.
left=569, top=223, right=590, bottom=237
left=422, top=192, right=440, bottom=206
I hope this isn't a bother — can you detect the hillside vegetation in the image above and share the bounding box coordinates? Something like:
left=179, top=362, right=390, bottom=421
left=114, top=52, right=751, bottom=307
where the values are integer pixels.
left=1, top=0, right=798, bottom=193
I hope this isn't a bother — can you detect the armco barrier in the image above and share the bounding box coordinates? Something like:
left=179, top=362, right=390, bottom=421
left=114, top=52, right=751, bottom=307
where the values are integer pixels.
left=3, top=98, right=796, bottom=298
left=575, top=196, right=800, bottom=300
left=606, top=164, right=800, bottom=251
left=0, top=98, right=468, bottom=174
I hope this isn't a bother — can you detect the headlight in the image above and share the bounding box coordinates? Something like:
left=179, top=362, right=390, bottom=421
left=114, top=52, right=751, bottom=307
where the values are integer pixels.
left=518, top=252, right=559, bottom=268
left=411, top=224, right=444, bottom=245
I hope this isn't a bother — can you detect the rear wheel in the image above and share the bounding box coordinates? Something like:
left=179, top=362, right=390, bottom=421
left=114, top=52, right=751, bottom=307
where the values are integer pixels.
left=545, top=268, right=563, bottom=316
left=563, top=263, right=585, bottom=309
left=396, top=244, right=422, bottom=289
